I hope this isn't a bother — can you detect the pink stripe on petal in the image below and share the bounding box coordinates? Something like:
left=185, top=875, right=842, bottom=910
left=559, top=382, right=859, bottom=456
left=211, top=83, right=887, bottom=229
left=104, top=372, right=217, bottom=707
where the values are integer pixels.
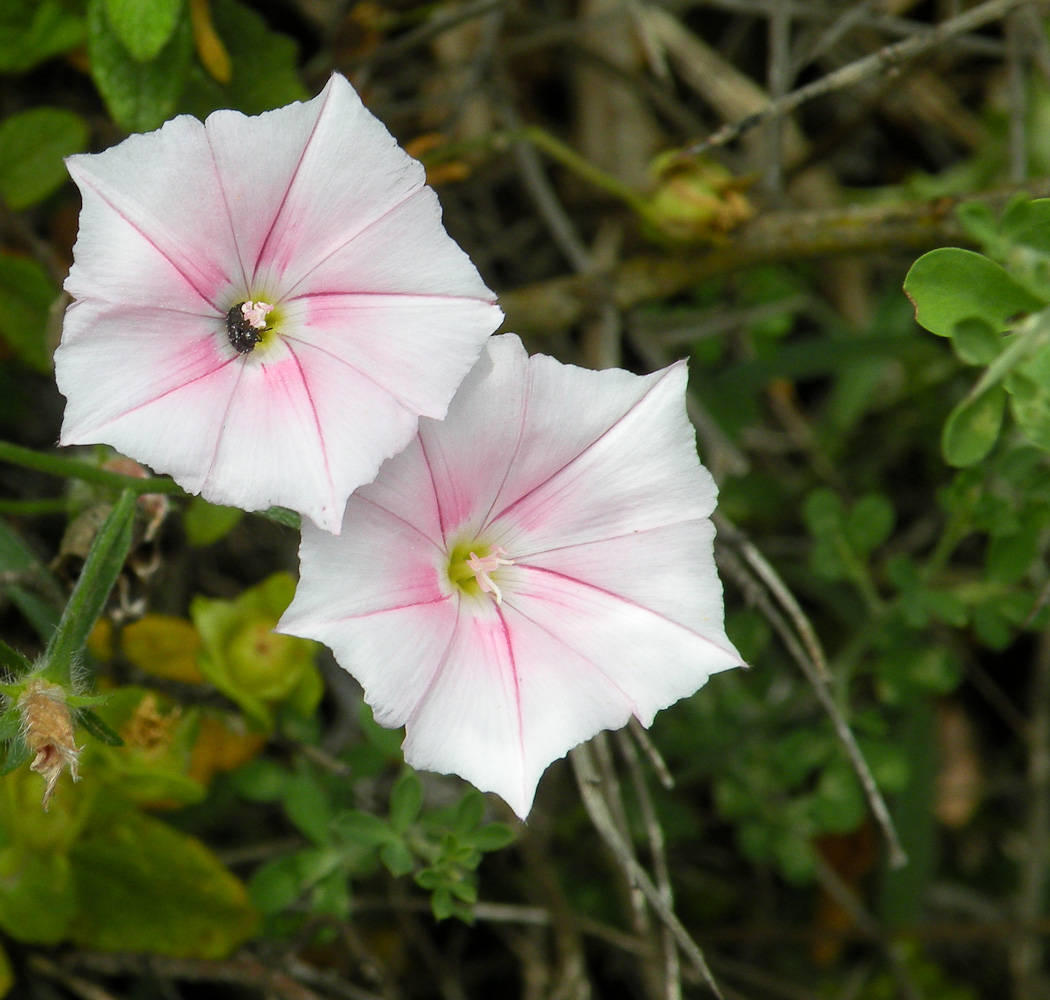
left=508, top=565, right=741, bottom=726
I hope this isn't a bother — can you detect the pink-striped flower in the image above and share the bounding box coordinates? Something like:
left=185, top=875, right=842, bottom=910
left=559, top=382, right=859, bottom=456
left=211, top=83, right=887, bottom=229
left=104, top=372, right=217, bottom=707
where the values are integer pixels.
left=55, top=74, right=502, bottom=532
left=279, top=335, right=742, bottom=817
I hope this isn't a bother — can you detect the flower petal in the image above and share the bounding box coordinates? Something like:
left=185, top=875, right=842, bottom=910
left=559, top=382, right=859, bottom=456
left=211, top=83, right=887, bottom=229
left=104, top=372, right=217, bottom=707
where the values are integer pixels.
left=284, top=185, right=496, bottom=300
left=201, top=339, right=423, bottom=531
left=207, top=74, right=429, bottom=295
left=491, top=359, right=715, bottom=554
left=64, top=116, right=240, bottom=311
left=513, top=519, right=729, bottom=639
left=56, top=299, right=233, bottom=465
left=413, top=335, right=530, bottom=540
left=283, top=291, right=503, bottom=420
left=279, top=505, right=456, bottom=727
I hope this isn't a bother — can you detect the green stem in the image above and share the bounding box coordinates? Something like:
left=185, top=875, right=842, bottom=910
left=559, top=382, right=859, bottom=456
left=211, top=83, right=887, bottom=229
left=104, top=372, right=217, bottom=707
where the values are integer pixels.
left=0, top=441, right=183, bottom=496
left=0, top=499, right=69, bottom=516
left=422, top=125, right=651, bottom=215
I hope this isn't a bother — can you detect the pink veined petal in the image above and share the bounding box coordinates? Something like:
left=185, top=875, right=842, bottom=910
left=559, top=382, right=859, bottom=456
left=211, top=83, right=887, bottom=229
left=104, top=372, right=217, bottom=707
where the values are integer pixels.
left=196, top=337, right=416, bottom=531
left=413, top=335, right=530, bottom=540
left=283, top=185, right=497, bottom=301
left=401, top=609, right=537, bottom=818
left=281, top=291, right=503, bottom=421
left=64, top=116, right=241, bottom=311
left=514, top=519, right=729, bottom=637
left=56, top=298, right=233, bottom=457
left=504, top=563, right=742, bottom=728
left=351, top=438, right=445, bottom=543
left=487, top=360, right=716, bottom=555
left=279, top=507, right=459, bottom=729
left=280, top=497, right=448, bottom=628
left=206, top=74, right=429, bottom=295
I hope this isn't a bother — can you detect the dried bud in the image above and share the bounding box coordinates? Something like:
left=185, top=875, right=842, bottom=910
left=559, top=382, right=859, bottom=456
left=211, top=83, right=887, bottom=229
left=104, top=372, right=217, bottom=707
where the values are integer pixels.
left=18, top=679, right=81, bottom=810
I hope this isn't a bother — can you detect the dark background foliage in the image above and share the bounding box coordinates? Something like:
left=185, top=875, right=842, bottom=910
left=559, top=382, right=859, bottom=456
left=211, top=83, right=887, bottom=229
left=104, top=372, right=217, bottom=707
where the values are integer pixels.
left=2, top=1, right=1050, bottom=999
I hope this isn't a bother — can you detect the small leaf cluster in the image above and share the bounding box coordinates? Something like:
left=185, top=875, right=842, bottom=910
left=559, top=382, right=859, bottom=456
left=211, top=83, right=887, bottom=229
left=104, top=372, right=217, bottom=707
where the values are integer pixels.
left=239, top=735, right=515, bottom=928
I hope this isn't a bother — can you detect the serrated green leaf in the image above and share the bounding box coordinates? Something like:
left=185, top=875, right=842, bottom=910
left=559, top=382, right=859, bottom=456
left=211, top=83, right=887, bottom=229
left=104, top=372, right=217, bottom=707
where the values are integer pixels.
left=389, top=769, right=423, bottom=833
left=87, top=0, right=192, bottom=132
left=951, top=317, right=1001, bottom=365
left=43, top=490, right=135, bottom=685
left=905, top=248, right=1044, bottom=337
left=104, top=0, right=182, bottom=61
left=0, top=108, right=87, bottom=210
left=183, top=497, right=243, bottom=547
left=69, top=810, right=257, bottom=956
left=942, top=384, right=1006, bottom=466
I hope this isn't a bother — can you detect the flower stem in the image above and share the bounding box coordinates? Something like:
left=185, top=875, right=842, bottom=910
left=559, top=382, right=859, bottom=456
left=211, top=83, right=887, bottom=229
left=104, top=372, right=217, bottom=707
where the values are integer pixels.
left=0, top=441, right=183, bottom=496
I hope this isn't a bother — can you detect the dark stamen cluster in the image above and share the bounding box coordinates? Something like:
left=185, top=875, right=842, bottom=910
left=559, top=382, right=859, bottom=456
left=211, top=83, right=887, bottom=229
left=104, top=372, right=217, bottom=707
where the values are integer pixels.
left=226, top=304, right=263, bottom=354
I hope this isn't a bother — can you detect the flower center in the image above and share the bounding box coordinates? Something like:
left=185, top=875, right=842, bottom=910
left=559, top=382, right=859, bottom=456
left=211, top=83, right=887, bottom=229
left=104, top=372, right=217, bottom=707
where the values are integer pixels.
left=447, top=542, right=515, bottom=605
left=226, top=300, right=274, bottom=354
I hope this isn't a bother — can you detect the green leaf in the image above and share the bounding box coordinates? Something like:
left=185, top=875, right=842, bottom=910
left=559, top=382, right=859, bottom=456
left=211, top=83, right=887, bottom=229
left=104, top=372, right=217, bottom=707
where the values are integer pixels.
left=431, top=887, right=455, bottom=921
left=379, top=840, right=415, bottom=877
left=332, top=809, right=395, bottom=849
left=183, top=497, right=244, bottom=546
left=87, top=0, right=193, bottom=133
left=951, top=317, right=1001, bottom=366
left=453, top=790, right=485, bottom=836
left=104, top=0, right=182, bottom=61
left=0, top=254, right=58, bottom=374
left=0, top=848, right=77, bottom=944
left=232, top=758, right=290, bottom=802
left=0, top=108, right=87, bottom=210
left=1006, top=371, right=1050, bottom=450
left=249, top=847, right=338, bottom=914
left=904, top=248, right=1044, bottom=337
left=74, top=707, right=124, bottom=747
left=282, top=769, right=333, bottom=845
left=0, top=0, right=85, bottom=73
left=43, top=490, right=136, bottom=684
left=942, top=384, right=1007, bottom=466
left=179, top=0, right=306, bottom=118
left=0, top=639, right=31, bottom=677
left=0, top=517, right=62, bottom=641
left=845, top=494, right=894, bottom=556
left=470, top=823, right=516, bottom=852
left=389, top=769, right=423, bottom=833
left=69, top=810, right=258, bottom=956
left=0, top=735, right=29, bottom=779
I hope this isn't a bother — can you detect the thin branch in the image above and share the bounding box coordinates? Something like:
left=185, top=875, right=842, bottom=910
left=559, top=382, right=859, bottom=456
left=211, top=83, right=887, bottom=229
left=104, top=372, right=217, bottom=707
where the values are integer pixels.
left=571, top=741, right=724, bottom=999
left=499, top=178, right=1050, bottom=339
left=685, top=0, right=1038, bottom=155
left=716, top=546, right=907, bottom=869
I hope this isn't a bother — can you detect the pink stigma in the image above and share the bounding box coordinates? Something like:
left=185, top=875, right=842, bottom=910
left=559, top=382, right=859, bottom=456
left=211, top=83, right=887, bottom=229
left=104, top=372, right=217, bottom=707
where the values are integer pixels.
left=467, top=546, right=514, bottom=605
left=241, top=301, right=273, bottom=329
